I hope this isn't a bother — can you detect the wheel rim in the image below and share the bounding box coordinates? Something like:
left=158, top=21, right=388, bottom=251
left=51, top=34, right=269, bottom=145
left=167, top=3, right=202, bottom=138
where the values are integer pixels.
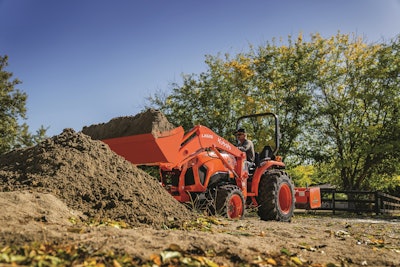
left=227, top=194, right=243, bottom=219
left=278, top=183, right=292, bottom=214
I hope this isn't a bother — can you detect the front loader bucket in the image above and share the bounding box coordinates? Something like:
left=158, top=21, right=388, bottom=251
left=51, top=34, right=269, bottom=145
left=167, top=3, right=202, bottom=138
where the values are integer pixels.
left=102, top=126, right=184, bottom=165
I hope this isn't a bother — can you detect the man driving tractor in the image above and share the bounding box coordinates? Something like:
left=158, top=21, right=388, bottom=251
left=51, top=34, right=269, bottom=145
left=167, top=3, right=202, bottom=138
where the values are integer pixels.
left=235, top=128, right=255, bottom=162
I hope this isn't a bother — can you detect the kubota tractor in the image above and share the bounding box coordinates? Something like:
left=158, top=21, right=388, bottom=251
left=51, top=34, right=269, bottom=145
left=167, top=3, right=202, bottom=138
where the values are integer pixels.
left=101, top=112, right=320, bottom=221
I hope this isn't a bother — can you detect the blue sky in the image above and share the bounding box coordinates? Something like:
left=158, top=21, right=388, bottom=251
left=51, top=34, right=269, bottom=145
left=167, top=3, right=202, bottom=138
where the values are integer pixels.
left=1, top=0, right=399, bottom=137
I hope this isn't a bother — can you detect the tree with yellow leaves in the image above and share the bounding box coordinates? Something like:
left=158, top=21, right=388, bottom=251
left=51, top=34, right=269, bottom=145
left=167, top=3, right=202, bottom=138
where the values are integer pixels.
left=147, top=33, right=400, bottom=192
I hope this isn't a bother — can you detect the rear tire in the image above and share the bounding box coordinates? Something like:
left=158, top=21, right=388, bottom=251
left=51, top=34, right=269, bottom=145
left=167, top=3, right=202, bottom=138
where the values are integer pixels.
left=256, top=170, right=295, bottom=222
left=214, top=184, right=245, bottom=219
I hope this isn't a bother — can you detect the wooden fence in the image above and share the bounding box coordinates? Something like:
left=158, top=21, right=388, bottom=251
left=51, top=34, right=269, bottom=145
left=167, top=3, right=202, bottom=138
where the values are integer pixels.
left=318, top=189, right=400, bottom=215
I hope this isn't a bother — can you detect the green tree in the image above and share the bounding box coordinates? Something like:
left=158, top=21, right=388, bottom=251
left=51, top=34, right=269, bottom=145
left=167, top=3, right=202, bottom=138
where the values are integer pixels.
left=147, top=54, right=246, bottom=137
left=249, top=34, right=318, bottom=160
left=0, top=55, right=47, bottom=154
left=147, top=33, right=400, bottom=191
left=310, top=33, right=400, bottom=190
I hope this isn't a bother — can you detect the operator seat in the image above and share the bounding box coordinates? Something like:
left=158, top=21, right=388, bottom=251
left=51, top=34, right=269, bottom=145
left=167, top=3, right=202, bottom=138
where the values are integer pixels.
left=257, top=145, right=275, bottom=165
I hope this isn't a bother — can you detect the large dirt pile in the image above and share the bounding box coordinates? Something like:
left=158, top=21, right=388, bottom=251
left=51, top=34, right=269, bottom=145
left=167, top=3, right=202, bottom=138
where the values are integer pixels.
left=0, top=109, right=194, bottom=229
left=82, top=108, right=176, bottom=140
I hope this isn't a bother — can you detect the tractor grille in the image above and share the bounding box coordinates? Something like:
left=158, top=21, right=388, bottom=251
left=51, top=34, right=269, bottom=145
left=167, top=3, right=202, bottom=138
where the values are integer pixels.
left=185, top=167, right=195, bottom=186
left=161, top=169, right=180, bottom=186
left=199, top=165, right=207, bottom=185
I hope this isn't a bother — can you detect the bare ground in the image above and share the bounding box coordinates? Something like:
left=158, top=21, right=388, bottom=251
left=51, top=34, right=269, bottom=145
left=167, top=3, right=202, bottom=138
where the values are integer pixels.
left=0, top=191, right=399, bottom=266
left=0, top=109, right=399, bottom=266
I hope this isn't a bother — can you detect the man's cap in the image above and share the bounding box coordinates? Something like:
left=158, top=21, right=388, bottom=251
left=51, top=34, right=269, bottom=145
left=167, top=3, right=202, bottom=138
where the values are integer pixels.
left=235, top=128, right=246, bottom=134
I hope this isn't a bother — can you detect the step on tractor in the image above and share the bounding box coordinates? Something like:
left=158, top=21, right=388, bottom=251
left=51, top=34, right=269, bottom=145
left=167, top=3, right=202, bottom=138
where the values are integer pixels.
left=102, top=112, right=321, bottom=221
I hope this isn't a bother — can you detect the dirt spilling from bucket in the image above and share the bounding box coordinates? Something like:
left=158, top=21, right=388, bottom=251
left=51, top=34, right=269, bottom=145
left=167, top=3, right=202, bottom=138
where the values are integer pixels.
left=0, top=109, right=193, bottom=229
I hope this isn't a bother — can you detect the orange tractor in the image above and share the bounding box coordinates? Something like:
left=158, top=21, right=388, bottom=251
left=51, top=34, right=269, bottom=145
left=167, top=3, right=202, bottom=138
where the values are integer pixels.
left=102, top=112, right=320, bottom=221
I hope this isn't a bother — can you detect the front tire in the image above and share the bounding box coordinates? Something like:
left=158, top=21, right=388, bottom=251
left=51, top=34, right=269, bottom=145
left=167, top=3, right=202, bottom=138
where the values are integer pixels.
left=256, top=170, right=295, bottom=222
left=214, top=184, right=245, bottom=219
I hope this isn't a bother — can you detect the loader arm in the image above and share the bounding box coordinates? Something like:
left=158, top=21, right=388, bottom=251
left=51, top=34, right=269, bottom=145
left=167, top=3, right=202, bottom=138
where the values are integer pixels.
left=174, top=125, right=246, bottom=171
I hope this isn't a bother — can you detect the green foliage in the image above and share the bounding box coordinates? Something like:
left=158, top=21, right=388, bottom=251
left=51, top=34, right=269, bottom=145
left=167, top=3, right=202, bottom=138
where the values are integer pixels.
left=146, top=33, right=400, bottom=191
left=0, top=55, right=47, bottom=154
left=147, top=55, right=245, bottom=137
left=308, top=33, right=400, bottom=190
left=288, top=165, right=315, bottom=187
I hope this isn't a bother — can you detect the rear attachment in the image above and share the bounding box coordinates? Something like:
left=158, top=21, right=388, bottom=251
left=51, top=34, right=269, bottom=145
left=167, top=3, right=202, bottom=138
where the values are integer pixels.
left=295, top=187, right=321, bottom=210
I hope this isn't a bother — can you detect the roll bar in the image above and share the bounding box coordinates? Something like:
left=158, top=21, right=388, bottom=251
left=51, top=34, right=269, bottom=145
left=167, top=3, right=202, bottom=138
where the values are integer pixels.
left=236, top=112, right=280, bottom=156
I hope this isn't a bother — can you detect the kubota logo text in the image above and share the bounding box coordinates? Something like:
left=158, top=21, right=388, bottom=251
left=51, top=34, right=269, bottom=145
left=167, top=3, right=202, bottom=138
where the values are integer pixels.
left=217, top=138, right=232, bottom=150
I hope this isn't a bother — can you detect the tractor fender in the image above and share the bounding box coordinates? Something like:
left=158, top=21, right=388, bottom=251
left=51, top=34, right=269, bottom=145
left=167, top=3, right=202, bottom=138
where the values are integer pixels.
left=250, top=160, right=285, bottom=196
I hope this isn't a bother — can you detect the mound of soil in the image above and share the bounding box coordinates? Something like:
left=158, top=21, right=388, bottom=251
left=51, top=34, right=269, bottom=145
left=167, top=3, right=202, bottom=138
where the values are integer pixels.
left=0, top=109, right=194, bottom=229
left=81, top=108, right=176, bottom=140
